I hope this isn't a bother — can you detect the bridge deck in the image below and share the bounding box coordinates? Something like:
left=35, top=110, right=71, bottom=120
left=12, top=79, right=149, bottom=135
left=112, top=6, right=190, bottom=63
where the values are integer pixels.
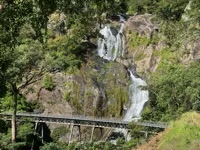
left=0, top=113, right=168, bottom=129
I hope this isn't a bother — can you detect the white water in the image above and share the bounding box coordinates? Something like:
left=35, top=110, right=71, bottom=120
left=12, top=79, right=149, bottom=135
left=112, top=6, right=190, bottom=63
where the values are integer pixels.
left=97, top=16, right=149, bottom=139
left=97, top=17, right=125, bottom=60
left=117, top=70, right=149, bottom=140
left=124, top=71, right=149, bottom=122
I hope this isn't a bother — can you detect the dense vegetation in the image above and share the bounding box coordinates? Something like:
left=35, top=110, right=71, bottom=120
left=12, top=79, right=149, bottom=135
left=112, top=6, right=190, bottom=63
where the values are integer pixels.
left=137, top=0, right=200, bottom=121
left=143, top=61, right=200, bottom=121
left=0, top=0, right=200, bottom=149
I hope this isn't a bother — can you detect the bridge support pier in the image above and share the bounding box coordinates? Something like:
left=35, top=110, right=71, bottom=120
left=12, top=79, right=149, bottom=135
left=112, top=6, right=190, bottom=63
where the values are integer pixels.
left=78, top=125, right=81, bottom=142
left=69, top=123, right=74, bottom=144
left=90, top=125, right=95, bottom=142
left=31, top=121, right=38, bottom=150
left=145, top=131, right=148, bottom=139
left=100, top=127, right=103, bottom=138
left=41, top=123, right=44, bottom=144
left=125, top=130, right=130, bottom=141
left=104, top=128, right=113, bottom=141
left=35, top=121, right=38, bottom=131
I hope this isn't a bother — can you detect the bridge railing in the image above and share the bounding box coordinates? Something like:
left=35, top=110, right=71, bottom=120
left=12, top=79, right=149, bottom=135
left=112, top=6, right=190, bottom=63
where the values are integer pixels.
left=0, top=112, right=168, bottom=128
left=0, top=112, right=127, bottom=123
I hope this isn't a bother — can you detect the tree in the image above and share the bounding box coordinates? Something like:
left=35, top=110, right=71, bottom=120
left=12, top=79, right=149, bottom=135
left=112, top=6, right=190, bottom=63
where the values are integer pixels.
left=0, top=0, right=127, bottom=144
left=127, top=0, right=160, bottom=15
left=143, top=61, right=200, bottom=121
left=0, top=0, right=59, bottom=143
left=0, top=0, right=40, bottom=143
left=157, top=0, right=189, bottom=21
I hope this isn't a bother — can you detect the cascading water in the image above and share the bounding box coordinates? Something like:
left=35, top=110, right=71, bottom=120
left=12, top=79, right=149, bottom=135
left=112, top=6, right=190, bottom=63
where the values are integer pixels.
left=97, top=16, right=149, bottom=138
left=97, top=16, right=125, bottom=60
left=118, top=70, right=149, bottom=141
left=124, top=70, right=149, bottom=122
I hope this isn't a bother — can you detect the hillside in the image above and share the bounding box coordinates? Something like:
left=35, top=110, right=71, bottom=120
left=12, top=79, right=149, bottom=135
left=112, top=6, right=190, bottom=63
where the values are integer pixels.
left=136, top=112, right=200, bottom=150
left=0, top=0, right=200, bottom=149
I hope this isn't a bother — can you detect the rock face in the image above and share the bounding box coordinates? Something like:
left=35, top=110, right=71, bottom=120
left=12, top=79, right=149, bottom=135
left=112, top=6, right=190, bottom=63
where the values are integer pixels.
left=22, top=73, right=74, bottom=116
left=126, top=14, right=159, bottom=38
left=121, top=14, right=165, bottom=75
left=23, top=56, right=129, bottom=118
left=63, top=56, right=129, bottom=118
left=180, top=40, right=200, bottom=64
left=22, top=56, right=129, bottom=142
left=123, top=14, right=200, bottom=75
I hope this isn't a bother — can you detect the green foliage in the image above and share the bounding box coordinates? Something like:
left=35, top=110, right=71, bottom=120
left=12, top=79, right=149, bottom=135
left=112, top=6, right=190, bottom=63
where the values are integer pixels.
left=127, top=0, right=189, bottom=21
left=0, top=122, right=38, bottom=150
left=42, top=74, right=55, bottom=91
left=127, top=0, right=160, bottom=15
left=128, top=122, right=145, bottom=139
left=0, top=120, right=8, bottom=133
left=17, top=122, right=34, bottom=144
left=128, top=32, right=150, bottom=48
left=157, top=0, right=189, bottom=21
left=63, top=59, right=129, bottom=117
left=0, top=92, right=32, bottom=112
left=67, top=140, right=132, bottom=150
left=0, top=0, right=129, bottom=148
left=184, top=0, right=200, bottom=24
left=160, top=21, right=188, bottom=47
left=0, top=39, right=44, bottom=92
left=105, top=86, right=128, bottom=117
left=0, top=132, right=11, bottom=150
left=143, top=61, right=200, bottom=121
left=127, top=122, right=147, bottom=148
left=40, top=142, right=62, bottom=150
left=66, top=82, right=82, bottom=113
left=153, top=48, right=179, bottom=71
left=51, top=126, right=68, bottom=142
left=0, top=0, right=34, bottom=46
left=159, top=112, right=200, bottom=150
left=46, top=36, right=82, bottom=72
left=64, top=91, right=71, bottom=102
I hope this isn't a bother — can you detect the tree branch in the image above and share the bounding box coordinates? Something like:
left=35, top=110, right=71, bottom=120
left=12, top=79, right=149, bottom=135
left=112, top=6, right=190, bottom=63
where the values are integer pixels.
left=18, top=66, right=45, bottom=90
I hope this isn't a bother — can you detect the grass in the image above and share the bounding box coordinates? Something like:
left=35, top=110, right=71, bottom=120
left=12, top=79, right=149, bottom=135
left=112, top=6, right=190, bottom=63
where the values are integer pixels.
left=127, top=31, right=150, bottom=50
left=158, top=112, right=200, bottom=150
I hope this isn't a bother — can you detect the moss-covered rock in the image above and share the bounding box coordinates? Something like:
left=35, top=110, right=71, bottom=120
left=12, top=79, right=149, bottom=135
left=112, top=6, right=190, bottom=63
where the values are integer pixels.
left=64, top=56, right=129, bottom=118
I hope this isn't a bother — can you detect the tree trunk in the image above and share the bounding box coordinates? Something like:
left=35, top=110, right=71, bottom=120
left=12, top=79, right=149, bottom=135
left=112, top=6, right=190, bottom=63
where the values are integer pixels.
left=11, top=83, right=18, bottom=143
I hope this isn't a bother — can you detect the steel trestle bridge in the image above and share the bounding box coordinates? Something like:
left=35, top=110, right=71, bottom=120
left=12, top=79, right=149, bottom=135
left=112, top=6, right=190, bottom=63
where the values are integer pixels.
left=0, top=113, right=168, bottom=129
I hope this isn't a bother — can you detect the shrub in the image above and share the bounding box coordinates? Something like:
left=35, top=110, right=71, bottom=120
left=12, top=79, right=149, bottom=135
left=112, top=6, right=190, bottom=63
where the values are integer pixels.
left=42, top=74, right=56, bottom=91
left=51, top=126, right=68, bottom=142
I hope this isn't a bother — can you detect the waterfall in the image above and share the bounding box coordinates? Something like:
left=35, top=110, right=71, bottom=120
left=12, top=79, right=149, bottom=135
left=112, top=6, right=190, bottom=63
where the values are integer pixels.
left=97, top=16, right=125, bottom=60
left=124, top=71, right=149, bottom=122
left=114, top=70, right=149, bottom=141
left=97, top=16, right=149, bottom=138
